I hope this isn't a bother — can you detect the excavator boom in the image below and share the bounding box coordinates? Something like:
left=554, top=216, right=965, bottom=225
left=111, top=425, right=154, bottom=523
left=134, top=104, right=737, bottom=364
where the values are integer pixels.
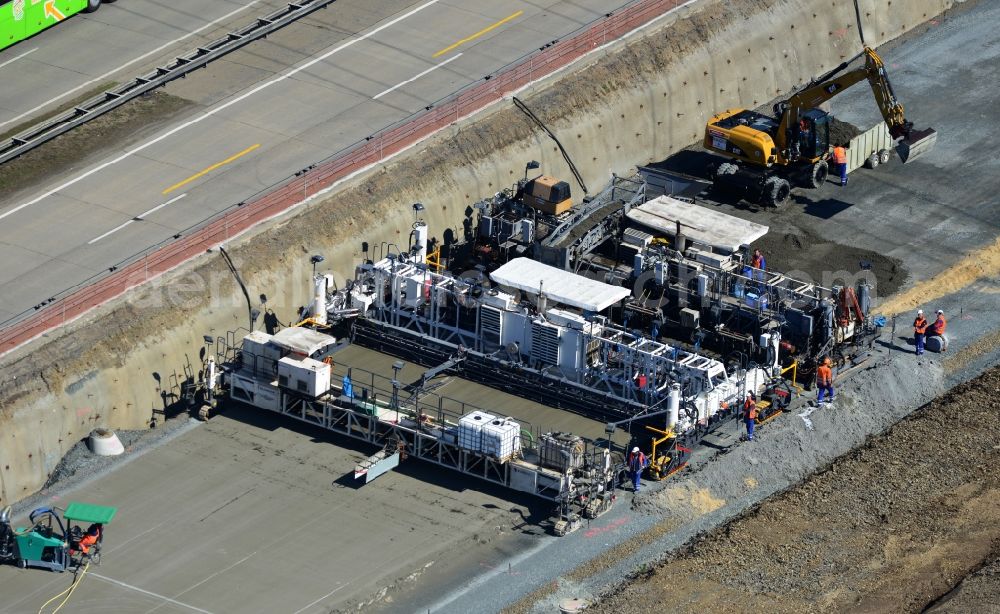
left=779, top=47, right=936, bottom=162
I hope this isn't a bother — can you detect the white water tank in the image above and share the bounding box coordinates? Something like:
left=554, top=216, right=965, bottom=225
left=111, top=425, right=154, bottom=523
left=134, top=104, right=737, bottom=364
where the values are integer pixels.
left=413, top=221, right=429, bottom=263
left=667, top=383, right=681, bottom=429
left=88, top=429, right=125, bottom=456
left=458, top=411, right=496, bottom=453
left=481, top=418, right=521, bottom=462
left=312, top=274, right=334, bottom=325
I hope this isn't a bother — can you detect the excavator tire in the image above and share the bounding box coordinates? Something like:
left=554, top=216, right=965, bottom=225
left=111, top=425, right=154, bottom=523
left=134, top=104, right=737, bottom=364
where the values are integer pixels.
left=808, top=160, right=829, bottom=188
left=762, top=176, right=790, bottom=208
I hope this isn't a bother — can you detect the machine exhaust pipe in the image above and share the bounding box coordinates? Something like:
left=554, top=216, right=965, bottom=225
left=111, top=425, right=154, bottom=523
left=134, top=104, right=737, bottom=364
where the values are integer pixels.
left=897, top=127, right=937, bottom=163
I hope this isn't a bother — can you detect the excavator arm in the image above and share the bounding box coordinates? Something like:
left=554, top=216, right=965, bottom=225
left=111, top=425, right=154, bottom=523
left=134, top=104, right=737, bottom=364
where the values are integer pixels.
left=775, top=47, right=936, bottom=162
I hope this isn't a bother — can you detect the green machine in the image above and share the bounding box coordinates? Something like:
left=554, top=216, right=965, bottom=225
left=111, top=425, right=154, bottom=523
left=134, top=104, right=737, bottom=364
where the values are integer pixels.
left=0, top=502, right=116, bottom=572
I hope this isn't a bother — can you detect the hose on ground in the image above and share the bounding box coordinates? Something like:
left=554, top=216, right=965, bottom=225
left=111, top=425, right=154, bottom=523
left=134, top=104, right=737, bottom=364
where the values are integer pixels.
left=38, top=561, right=90, bottom=614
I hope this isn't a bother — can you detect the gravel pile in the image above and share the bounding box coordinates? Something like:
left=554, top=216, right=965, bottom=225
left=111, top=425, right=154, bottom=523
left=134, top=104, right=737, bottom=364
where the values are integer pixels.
left=42, top=430, right=146, bottom=489
left=595, top=364, right=1000, bottom=613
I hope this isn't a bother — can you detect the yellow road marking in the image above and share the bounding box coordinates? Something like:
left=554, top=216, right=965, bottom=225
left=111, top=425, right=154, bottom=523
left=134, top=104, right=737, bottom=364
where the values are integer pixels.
left=432, top=10, right=523, bottom=58
left=163, top=143, right=261, bottom=195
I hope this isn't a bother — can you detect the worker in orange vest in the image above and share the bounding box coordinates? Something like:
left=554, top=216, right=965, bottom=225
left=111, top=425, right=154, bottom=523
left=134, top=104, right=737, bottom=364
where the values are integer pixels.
left=743, top=393, right=758, bottom=441
left=832, top=143, right=848, bottom=187
left=71, top=524, right=102, bottom=557
left=930, top=309, right=948, bottom=352
left=913, top=309, right=928, bottom=355
left=816, top=357, right=835, bottom=404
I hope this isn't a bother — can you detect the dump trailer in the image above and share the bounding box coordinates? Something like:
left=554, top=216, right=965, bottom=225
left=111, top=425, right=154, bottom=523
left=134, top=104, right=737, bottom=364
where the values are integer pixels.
left=704, top=46, right=937, bottom=206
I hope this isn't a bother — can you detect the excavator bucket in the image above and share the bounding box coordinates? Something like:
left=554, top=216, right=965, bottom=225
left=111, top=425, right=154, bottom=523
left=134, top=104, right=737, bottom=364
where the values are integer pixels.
left=897, top=127, right=937, bottom=163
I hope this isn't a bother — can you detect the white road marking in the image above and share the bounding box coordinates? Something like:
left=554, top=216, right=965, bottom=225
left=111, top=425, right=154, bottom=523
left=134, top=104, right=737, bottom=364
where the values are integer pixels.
left=0, top=47, right=38, bottom=70
left=87, top=193, right=186, bottom=244
left=89, top=572, right=216, bottom=614
left=291, top=584, right=346, bottom=614
left=87, top=193, right=187, bottom=245
left=0, top=2, right=265, bottom=129
left=137, top=192, right=187, bottom=219
left=373, top=52, right=462, bottom=99
left=144, top=552, right=257, bottom=614
left=0, top=0, right=443, bottom=223
left=87, top=219, right=135, bottom=244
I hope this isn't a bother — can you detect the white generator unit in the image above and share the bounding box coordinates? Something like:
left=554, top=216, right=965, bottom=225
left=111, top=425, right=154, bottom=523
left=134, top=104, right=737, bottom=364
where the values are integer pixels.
left=277, top=356, right=331, bottom=398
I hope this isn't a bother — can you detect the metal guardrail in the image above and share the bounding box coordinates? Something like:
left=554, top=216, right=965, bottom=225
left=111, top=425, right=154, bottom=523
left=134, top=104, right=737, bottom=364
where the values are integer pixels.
left=0, top=0, right=692, bottom=357
left=0, top=0, right=340, bottom=165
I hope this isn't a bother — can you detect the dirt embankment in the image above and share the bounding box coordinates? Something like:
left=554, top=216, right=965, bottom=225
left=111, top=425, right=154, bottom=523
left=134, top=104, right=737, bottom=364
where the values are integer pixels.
left=596, top=365, right=1000, bottom=613
left=0, top=0, right=956, bottom=505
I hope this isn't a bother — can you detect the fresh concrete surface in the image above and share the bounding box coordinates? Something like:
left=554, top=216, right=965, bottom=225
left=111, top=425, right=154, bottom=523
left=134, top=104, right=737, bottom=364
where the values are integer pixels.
left=0, top=340, right=635, bottom=613
left=0, top=0, right=619, bottom=323
left=0, top=410, right=529, bottom=613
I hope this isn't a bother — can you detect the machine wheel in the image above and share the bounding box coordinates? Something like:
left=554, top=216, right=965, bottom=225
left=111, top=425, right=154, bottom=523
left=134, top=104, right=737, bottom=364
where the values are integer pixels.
left=864, top=152, right=880, bottom=169
left=17, top=558, right=26, bottom=569
left=762, top=177, right=790, bottom=208
left=808, top=160, right=829, bottom=188
left=878, top=148, right=892, bottom=165
left=84, top=0, right=101, bottom=12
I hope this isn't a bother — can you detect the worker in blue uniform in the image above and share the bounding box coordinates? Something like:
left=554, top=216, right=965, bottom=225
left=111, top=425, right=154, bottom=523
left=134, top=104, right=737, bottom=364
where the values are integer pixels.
left=627, top=447, right=648, bottom=492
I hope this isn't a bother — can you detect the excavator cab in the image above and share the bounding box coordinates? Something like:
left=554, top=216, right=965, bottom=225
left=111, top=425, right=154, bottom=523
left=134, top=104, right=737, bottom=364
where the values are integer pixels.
left=792, top=109, right=831, bottom=161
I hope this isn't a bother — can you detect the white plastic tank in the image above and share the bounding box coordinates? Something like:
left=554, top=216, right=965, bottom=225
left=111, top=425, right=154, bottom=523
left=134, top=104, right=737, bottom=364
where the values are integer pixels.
left=412, top=221, right=429, bottom=263
left=458, top=410, right=496, bottom=453
left=481, top=418, right=520, bottom=461
left=667, top=383, right=681, bottom=429
left=312, top=274, right=334, bottom=325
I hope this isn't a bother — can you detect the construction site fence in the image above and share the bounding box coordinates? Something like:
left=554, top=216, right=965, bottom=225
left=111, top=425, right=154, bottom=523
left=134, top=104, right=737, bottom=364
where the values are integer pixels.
left=0, top=0, right=689, bottom=357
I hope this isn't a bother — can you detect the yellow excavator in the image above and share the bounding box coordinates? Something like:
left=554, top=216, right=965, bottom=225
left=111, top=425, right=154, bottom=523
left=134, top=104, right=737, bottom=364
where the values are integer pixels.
left=703, top=46, right=937, bottom=206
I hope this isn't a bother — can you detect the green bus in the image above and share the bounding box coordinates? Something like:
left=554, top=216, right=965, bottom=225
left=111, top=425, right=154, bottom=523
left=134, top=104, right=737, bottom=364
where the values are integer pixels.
left=1, top=0, right=115, bottom=52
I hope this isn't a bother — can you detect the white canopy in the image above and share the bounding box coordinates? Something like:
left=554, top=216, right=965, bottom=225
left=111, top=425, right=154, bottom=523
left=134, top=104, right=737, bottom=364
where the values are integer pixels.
left=490, top=258, right=630, bottom=312
left=626, top=196, right=769, bottom=252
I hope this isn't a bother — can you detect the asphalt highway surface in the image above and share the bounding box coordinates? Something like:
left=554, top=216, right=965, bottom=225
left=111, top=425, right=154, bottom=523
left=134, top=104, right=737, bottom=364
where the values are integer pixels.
left=0, top=0, right=624, bottom=323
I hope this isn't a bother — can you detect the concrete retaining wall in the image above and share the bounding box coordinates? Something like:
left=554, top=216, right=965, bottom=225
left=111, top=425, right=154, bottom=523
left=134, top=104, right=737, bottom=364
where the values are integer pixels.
left=0, top=0, right=955, bottom=505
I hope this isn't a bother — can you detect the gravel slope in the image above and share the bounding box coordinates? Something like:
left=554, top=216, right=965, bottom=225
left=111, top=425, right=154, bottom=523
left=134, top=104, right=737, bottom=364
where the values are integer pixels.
left=595, top=365, right=1000, bottom=613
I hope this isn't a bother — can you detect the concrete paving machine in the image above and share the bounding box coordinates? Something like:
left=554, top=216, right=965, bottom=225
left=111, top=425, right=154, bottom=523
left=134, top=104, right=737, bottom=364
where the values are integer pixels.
left=0, top=502, right=116, bottom=571
left=703, top=46, right=937, bottom=206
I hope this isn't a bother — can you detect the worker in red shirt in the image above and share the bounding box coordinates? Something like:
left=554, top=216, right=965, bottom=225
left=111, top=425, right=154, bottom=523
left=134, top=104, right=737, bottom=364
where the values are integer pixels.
left=627, top=447, right=649, bottom=492
left=743, top=393, right=758, bottom=441
left=816, top=357, right=835, bottom=404
left=930, top=310, right=948, bottom=352
left=832, top=144, right=848, bottom=187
